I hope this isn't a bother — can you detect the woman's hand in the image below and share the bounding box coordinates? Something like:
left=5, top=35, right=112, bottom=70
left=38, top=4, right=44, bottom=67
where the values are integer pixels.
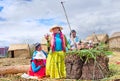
left=40, top=63, right=45, bottom=67
left=44, top=34, right=49, bottom=40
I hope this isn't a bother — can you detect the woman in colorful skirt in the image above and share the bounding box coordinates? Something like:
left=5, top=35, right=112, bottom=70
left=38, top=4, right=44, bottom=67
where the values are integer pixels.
left=28, top=43, right=47, bottom=78
left=45, top=25, right=69, bottom=79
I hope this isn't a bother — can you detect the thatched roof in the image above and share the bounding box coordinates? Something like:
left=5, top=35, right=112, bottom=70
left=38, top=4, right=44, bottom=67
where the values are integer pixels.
left=8, top=44, right=30, bottom=51
left=8, top=44, right=30, bottom=57
left=109, top=32, right=120, bottom=49
left=86, top=33, right=109, bottom=43
left=111, top=32, right=120, bottom=37
left=109, top=32, right=120, bottom=40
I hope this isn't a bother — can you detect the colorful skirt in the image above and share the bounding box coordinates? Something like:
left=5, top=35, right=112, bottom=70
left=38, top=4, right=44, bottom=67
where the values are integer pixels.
left=28, top=60, right=46, bottom=78
left=46, top=51, right=66, bottom=78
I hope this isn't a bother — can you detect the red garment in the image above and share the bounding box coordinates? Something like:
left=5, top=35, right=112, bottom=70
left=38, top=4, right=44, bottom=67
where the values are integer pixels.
left=28, top=59, right=46, bottom=78
left=116, top=61, right=120, bottom=65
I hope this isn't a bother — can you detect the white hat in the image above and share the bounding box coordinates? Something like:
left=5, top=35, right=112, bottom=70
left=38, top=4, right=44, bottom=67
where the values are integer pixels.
left=50, top=25, right=63, bottom=32
left=34, top=43, right=41, bottom=47
left=33, top=51, right=46, bottom=59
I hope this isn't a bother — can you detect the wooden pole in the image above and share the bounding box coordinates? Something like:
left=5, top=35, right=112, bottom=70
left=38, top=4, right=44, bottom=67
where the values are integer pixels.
left=61, top=1, right=72, bottom=31
left=0, top=65, right=30, bottom=75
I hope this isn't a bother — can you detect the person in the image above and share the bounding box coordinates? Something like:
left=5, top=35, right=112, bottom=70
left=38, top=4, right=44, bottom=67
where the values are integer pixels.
left=28, top=43, right=47, bottom=78
left=44, top=34, right=50, bottom=52
left=87, top=40, right=94, bottom=49
left=31, top=43, right=47, bottom=60
left=68, top=30, right=80, bottom=50
left=46, top=25, right=68, bottom=79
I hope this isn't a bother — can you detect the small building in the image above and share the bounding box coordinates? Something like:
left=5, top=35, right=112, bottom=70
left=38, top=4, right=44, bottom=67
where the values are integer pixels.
left=86, top=33, right=109, bottom=43
left=0, top=47, right=8, bottom=57
left=109, top=32, right=120, bottom=51
left=8, top=44, right=30, bottom=58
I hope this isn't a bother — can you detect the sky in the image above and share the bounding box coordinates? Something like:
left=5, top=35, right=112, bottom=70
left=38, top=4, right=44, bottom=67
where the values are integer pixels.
left=0, top=0, right=120, bottom=46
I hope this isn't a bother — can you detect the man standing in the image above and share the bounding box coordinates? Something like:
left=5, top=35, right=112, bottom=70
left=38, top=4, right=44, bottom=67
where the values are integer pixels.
left=68, top=30, right=80, bottom=50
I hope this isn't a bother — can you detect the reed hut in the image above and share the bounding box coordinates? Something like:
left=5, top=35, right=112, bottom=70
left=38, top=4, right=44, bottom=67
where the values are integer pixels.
left=109, top=32, right=120, bottom=50
left=86, top=33, right=109, bottom=43
left=8, top=44, right=30, bottom=58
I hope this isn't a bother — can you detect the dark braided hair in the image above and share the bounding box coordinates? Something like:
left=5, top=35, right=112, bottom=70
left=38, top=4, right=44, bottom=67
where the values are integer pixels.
left=35, top=43, right=41, bottom=50
left=70, top=30, right=76, bottom=36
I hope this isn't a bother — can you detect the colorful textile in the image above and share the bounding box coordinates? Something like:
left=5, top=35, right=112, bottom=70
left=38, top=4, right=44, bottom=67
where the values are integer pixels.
left=46, top=51, right=66, bottom=78
left=32, top=50, right=47, bottom=60
left=51, top=32, right=66, bottom=52
left=55, top=33, right=62, bottom=51
left=28, top=59, right=46, bottom=78
left=31, top=61, right=41, bottom=72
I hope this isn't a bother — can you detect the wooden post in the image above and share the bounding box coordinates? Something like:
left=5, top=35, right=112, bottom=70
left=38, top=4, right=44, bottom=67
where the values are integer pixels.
left=61, top=2, right=72, bottom=31
left=0, top=65, right=30, bottom=74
